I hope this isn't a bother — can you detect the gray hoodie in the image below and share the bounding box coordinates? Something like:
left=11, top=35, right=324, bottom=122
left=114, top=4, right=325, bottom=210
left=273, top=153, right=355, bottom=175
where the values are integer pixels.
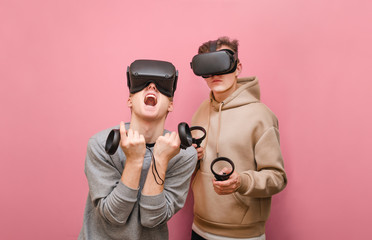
left=79, top=123, right=197, bottom=240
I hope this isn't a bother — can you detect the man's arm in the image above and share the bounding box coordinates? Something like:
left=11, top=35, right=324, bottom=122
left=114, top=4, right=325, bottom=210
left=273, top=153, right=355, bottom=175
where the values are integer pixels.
left=140, top=138, right=197, bottom=228
left=85, top=122, right=148, bottom=226
left=142, top=131, right=180, bottom=195
left=85, top=135, right=140, bottom=225
left=119, top=122, right=146, bottom=189
left=212, top=126, right=287, bottom=197
left=236, top=127, right=287, bottom=197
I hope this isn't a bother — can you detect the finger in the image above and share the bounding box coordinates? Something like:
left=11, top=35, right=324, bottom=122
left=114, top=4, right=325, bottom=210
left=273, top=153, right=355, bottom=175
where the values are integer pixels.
left=170, top=131, right=177, bottom=140
left=230, top=173, right=239, bottom=182
left=120, top=122, right=127, bottom=140
left=213, top=179, right=224, bottom=187
left=213, top=182, right=233, bottom=194
left=155, top=134, right=164, bottom=143
left=214, top=178, right=233, bottom=187
left=167, top=131, right=175, bottom=141
left=218, top=167, right=232, bottom=175
left=192, top=143, right=202, bottom=149
left=193, top=143, right=203, bottom=149
left=139, top=134, right=145, bottom=144
left=173, top=132, right=180, bottom=145
left=127, top=129, right=134, bottom=140
left=133, top=130, right=139, bottom=140
left=213, top=184, right=230, bottom=195
left=196, top=147, right=204, bottom=154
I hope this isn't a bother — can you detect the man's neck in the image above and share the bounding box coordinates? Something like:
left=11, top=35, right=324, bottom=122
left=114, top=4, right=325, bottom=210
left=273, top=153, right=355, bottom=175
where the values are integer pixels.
left=129, top=116, right=165, bottom=143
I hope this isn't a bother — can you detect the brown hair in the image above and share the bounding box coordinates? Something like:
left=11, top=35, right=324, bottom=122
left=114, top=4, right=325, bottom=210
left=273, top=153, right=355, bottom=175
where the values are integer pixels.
left=198, top=36, right=239, bottom=60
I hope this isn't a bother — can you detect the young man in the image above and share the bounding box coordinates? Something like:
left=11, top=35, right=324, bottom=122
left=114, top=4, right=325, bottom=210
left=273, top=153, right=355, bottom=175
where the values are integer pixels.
left=190, top=37, right=287, bottom=240
left=79, top=60, right=197, bottom=240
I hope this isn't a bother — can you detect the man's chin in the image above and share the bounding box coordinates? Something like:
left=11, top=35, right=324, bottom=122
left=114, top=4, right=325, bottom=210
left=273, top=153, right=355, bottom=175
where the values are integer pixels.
left=142, top=109, right=169, bottom=121
left=141, top=108, right=159, bottom=119
left=143, top=105, right=158, bottom=113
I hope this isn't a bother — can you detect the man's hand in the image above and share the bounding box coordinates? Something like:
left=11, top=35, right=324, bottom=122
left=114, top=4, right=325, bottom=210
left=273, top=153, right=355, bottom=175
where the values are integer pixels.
left=192, top=144, right=204, bottom=161
left=153, top=131, right=181, bottom=168
left=142, top=132, right=181, bottom=195
left=119, top=122, right=146, bottom=189
left=212, top=167, right=241, bottom=195
left=120, top=121, right=146, bottom=166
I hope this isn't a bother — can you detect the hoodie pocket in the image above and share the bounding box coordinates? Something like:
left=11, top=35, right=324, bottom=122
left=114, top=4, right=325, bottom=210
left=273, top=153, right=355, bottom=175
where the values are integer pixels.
left=235, top=194, right=270, bottom=224
left=192, top=171, right=248, bottom=224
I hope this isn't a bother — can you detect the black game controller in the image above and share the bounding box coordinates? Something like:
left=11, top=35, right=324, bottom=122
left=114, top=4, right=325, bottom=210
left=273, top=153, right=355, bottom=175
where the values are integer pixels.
left=105, top=122, right=206, bottom=155
left=210, top=157, right=235, bottom=181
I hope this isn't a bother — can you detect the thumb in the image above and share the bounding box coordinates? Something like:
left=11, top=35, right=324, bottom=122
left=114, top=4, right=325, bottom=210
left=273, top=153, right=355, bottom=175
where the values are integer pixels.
left=218, top=167, right=231, bottom=175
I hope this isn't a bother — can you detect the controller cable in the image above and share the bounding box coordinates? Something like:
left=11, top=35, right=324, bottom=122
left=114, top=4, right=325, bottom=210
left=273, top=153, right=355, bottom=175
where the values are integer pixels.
left=146, top=143, right=164, bottom=185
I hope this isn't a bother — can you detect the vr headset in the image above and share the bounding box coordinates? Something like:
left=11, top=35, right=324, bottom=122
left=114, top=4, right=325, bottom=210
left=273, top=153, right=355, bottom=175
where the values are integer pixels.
left=127, top=59, right=178, bottom=97
left=190, top=41, right=238, bottom=78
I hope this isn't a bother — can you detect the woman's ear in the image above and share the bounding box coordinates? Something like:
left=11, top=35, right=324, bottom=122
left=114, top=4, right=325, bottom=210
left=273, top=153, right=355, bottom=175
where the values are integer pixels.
left=235, top=62, right=242, bottom=77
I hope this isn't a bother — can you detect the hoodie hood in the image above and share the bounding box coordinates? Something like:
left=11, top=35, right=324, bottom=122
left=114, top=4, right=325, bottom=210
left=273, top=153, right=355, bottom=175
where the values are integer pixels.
left=210, top=77, right=260, bottom=111
left=205, top=76, right=261, bottom=157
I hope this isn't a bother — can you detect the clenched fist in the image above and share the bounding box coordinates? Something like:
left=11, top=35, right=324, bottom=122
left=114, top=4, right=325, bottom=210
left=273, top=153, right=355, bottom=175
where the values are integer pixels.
left=119, top=121, right=146, bottom=167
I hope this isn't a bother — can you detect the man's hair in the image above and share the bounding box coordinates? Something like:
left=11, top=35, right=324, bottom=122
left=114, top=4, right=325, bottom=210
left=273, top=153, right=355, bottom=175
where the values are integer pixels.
left=198, top=36, right=239, bottom=61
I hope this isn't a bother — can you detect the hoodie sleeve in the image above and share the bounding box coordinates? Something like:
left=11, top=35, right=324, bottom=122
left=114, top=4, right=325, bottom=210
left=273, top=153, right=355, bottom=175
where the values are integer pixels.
left=237, top=127, right=287, bottom=198
left=85, top=136, right=138, bottom=225
left=138, top=147, right=197, bottom=228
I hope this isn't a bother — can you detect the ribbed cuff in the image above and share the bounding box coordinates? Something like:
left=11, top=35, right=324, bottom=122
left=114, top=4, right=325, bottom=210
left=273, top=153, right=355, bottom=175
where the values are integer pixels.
left=140, top=191, right=166, bottom=210
left=115, top=181, right=140, bottom=203
left=237, top=173, right=250, bottom=194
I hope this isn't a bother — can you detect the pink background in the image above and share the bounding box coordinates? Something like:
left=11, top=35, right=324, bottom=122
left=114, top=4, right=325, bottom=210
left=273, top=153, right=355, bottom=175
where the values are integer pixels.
left=1, top=0, right=371, bottom=239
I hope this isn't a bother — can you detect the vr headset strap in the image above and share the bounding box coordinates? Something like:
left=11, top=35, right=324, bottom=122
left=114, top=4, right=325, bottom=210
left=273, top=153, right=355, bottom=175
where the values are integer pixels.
left=126, top=66, right=130, bottom=88
left=209, top=40, right=217, bottom=52
left=173, top=70, right=178, bottom=95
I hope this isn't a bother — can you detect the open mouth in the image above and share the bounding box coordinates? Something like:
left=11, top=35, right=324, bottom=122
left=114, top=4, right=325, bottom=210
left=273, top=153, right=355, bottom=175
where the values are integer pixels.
left=144, top=93, right=157, bottom=106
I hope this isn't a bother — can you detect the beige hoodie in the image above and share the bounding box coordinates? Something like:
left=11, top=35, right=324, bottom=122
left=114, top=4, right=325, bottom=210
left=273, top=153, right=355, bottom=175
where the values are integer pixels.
left=191, top=77, right=287, bottom=238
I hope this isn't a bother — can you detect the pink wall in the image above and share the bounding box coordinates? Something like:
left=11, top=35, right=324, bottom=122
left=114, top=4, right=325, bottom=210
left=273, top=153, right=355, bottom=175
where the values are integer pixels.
left=1, top=0, right=371, bottom=239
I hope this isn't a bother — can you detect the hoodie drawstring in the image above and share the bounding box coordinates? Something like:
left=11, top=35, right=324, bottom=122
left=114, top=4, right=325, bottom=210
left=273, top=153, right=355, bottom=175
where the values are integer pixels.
left=216, top=102, right=224, bottom=158
left=202, top=101, right=212, bottom=162
left=204, top=100, right=224, bottom=161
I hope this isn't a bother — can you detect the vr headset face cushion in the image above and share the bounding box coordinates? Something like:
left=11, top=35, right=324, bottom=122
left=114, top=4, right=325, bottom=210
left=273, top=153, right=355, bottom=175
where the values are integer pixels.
left=191, top=49, right=237, bottom=78
left=127, top=60, right=178, bottom=97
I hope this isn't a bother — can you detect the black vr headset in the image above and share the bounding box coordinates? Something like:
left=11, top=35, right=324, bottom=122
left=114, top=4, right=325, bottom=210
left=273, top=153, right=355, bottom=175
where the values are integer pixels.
left=127, top=59, right=178, bottom=97
left=190, top=41, right=238, bottom=78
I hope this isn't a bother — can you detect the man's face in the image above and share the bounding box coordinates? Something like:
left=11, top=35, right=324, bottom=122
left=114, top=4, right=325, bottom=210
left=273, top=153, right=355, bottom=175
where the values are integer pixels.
left=128, top=83, right=173, bottom=121
left=204, top=46, right=241, bottom=98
